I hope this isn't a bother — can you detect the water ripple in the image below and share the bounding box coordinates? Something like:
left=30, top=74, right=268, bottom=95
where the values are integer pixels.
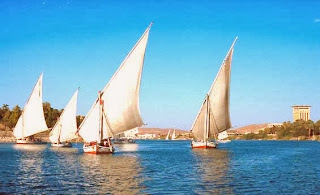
left=0, top=140, right=319, bottom=194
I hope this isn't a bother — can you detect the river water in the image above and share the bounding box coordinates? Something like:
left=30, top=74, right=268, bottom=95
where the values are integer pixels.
left=0, top=140, right=319, bottom=194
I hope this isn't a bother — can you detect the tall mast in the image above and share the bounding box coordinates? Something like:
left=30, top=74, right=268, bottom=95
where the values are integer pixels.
left=22, top=113, right=25, bottom=138
left=58, top=124, right=62, bottom=143
left=204, top=95, right=209, bottom=142
left=98, top=91, right=103, bottom=144
left=207, top=96, right=210, bottom=140
left=77, top=24, right=151, bottom=143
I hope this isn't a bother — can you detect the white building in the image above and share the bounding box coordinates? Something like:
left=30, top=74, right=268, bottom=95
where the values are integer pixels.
left=123, top=128, right=139, bottom=139
left=137, top=133, right=157, bottom=139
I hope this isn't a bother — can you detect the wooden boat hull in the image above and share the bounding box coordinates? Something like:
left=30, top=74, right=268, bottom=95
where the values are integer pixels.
left=16, top=138, right=46, bottom=144
left=51, top=142, right=72, bottom=147
left=191, top=141, right=217, bottom=149
left=83, top=144, right=114, bottom=154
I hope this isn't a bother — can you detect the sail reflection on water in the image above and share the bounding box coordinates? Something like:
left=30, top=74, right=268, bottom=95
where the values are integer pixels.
left=14, top=145, right=47, bottom=193
left=115, top=143, right=139, bottom=153
left=14, top=144, right=47, bottom=152
left=79, top=154, right=144, bottom=194
left=192, top=149, right=233, bottom=194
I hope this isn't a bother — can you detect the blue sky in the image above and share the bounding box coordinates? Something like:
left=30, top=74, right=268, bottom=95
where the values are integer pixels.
left=0, top=0, right=319, bottom=130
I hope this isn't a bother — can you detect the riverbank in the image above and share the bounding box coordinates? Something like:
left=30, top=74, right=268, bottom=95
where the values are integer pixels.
left=229, top=135, right=320, bottom=141
left=0, top=130, right=84, bottom=143
left=0, top=131, right=15, bottom=143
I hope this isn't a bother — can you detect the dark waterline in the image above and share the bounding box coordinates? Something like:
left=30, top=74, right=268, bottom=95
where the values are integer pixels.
left=0, top=140, right=319, bottom=194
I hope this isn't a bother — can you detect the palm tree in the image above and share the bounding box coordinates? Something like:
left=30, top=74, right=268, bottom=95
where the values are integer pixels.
left=307, top=120, right=314, bottom=139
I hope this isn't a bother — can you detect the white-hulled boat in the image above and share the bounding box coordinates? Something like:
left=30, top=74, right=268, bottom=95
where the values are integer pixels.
left=217, top=130, right=231, bottom=143
left=49, top=88, right=79, bottom=147
left=191, top=37, right=238, bottom=149
left=77, top=23, right=152, bottom=154
left=13, top=73, right=49, bottom=144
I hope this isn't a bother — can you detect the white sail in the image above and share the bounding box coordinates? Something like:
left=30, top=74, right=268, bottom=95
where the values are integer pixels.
left=79, top=23, right=152, bottom=142
left=207, top=37, right=237, bottom=134
left=172, top=129, right=176, bottom=140
left=218, top=130, right=228, bottom=140
left=191, top=37, right=237, bottom=140
left=101, top=25, right=151, bottom=135
left=49, top=89, right=79, bottom=143
left=78, top=99, right=112, bottom=143
left=165, top=130, right=171, bottom=140
left=191, top=98, right=208, bottom=140
left=13, top=73, right=48, bottom=139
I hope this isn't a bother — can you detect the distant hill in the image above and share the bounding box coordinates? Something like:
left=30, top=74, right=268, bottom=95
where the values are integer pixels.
left=229, top=123, right=269, bottom=135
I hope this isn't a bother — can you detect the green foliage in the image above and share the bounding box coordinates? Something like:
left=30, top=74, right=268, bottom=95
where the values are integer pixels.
left=267, top=120, right=317, bottom=140
left=43, top=102, right=63, bottom=128
left=76, top=115, right=84, bottom=128
left=241, top=130, right=269, bottom=140
left=2, top=109, right=11, bottom=129
left=0, top=102, right=84, bottom=130
left=8, top=105, right=22, bottom=128
left=233, top=119, right=320, bottom=140
left=0, top=104, right=9, bottom=121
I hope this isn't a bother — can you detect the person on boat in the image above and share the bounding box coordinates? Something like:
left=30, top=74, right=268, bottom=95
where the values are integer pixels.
left=86, top=141, right=96, bottom=146
left=102, top=138, right=111, bottom=147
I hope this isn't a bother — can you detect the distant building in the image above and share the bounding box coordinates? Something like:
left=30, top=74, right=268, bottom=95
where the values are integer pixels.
left=123, top=127, right=139, bottom=139
left=292, top=105, right=311, bottom=121
left=267, top=123, right=283, bottom=128
left=137, top=133, right=157, bottom=139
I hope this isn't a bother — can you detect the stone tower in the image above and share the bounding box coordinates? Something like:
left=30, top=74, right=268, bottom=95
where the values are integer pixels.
left=291, top=105, right=311, bottom=121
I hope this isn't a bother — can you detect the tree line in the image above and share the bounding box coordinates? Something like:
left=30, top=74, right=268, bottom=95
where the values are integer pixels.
left=0, top=103, right=84, bottom=130
left=239, top=119, right=320, bottom=140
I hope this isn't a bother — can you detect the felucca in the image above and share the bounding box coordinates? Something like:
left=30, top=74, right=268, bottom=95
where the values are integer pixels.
left=217, top=130, right=231, bottom=143
left=77, top=23, right=152, bottom=154
left=13, top=73, right=49, bottom=144
left=49, top=88, right=79, bottom=147
left=191, top=37, right=238, bottom=149
left=165, top=130, right=171, bottom=140
left=171, top=129, right=177, bottom=140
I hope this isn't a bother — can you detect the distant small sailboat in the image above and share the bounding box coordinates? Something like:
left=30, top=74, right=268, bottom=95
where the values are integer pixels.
left=171, top=129, right=177, bottom=140
left=77, top=23, right=152, bottom=154
left=13, top=73, right=49, bottom=144
left=191, top=37, right=238, bottom=149
left=217, top=130, right=231, bottom=143
left=165, top=130, right=171, bottom=140
left=49, top=88, right=79, bottom=147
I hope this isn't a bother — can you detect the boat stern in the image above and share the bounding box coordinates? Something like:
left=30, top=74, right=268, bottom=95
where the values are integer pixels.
left=191, top=140, right=217, bottom=149
left=83, top=143, right=114, bottom=154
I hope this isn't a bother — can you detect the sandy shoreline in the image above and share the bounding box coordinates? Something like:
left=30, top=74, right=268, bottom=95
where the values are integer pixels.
left=0, top=137, right=16, bottom=143
left=0, top=137, right=49, bottom=143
